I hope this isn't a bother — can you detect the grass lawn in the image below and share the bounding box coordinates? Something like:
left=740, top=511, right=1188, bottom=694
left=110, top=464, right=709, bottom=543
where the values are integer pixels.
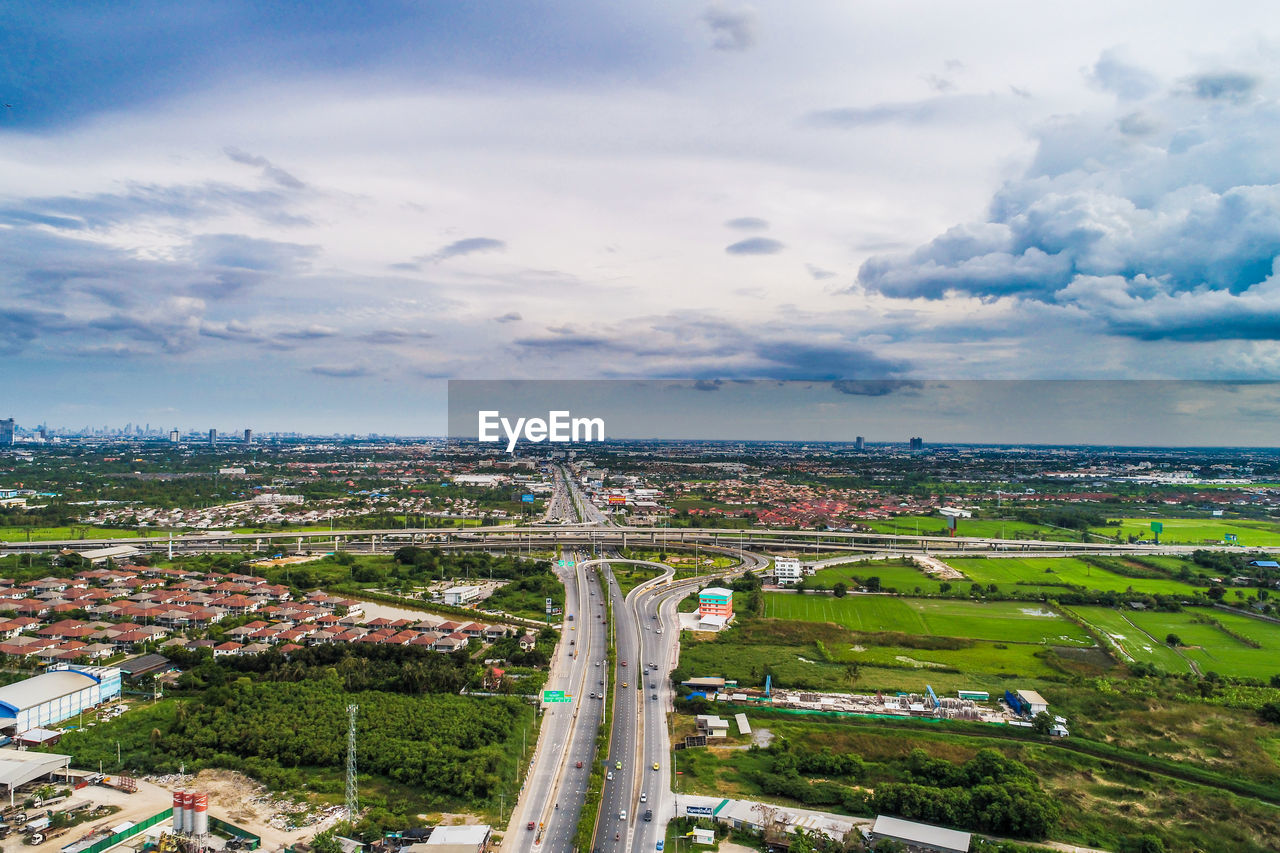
left=1088, top=517, right=1280, bottom=547
left=764, top=594, right=1090, bottom=645
left=943, top=556, right=1203, bottom=596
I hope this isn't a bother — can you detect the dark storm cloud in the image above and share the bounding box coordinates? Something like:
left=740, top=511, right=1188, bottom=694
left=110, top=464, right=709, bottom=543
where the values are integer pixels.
left=702, top=4, right=756, bottom=51
left=224, top=146, right=307, bottom=189
left=1188, top=71, right=1259, bottom=102
left=693, top=379, right=723, bottom=391
left=831, top=379, right=923, bottom=396
left=1086, top=49, right=1159, bottom=100
left=309, top=364, right=372, bottom=378
left=725, top=237, right=784, bottom=255
left=425, top=237, right=507, bottom=263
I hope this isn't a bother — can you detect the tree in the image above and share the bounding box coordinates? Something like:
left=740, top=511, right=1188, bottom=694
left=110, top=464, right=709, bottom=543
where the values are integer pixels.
left=1259, top=701, right=1280, bottom=724
left=1165, top=633, right=1181, bottom=647
left=865, top=576, right=881, bottom=592
left=1031, top=711, right=1052, bottom=735
left=832, top=582, right=848, bottom=598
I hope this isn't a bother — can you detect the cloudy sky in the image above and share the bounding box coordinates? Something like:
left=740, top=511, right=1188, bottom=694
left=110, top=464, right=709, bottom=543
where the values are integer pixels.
left=3, top=1, right=1280, bottom=434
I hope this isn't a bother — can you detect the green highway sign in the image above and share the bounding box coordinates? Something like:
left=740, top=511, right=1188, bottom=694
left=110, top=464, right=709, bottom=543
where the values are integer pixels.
left=1151, top=522, right=1164, bottom=534
left=542, top=690, right=573, bottom=703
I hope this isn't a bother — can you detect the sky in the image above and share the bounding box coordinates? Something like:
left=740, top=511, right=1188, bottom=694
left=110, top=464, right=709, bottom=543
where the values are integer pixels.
left=447, top=380, right=1280, bottom=446
left=3, top=2, right=1280, bottom=434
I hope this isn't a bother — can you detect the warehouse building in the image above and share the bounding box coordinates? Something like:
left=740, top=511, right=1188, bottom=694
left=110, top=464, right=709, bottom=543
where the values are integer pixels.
left=868, top=815, right=971, bottom=853
left=0, top=666, right=122, bottom=733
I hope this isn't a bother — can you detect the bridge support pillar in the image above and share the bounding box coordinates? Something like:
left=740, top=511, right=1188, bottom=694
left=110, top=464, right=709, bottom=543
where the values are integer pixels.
left=297, top=536, right=303, bottom=553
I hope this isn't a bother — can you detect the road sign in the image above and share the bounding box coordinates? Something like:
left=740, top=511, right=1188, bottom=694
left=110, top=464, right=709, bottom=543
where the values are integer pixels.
left=522, top=494, right=535, bottom=502
left=685, top=806, right=713, bottom=816
left=557, top=559, right=576, bottom=568
left=1151, top=522, right=1164, bottom=534
left=1225, top=533, right=1238, bottom=542
left=542, top=690, right=572, bottom=703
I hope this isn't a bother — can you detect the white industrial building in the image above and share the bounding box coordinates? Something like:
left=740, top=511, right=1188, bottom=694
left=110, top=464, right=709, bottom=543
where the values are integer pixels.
left=0, top=666, right=122, bottom=733
left=0, top=750, right=71, bottom=806
left=1015, top=689, right=1049, bottom=716
left=869, top=815, right=971, bottom=853
left=443, top=585, right=483, bottom=606
left=774, top=557, right=803, bottom=585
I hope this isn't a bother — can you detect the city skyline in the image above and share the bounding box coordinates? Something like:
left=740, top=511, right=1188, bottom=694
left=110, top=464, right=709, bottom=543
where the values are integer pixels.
left=4, top=3, right=1280, bottom=431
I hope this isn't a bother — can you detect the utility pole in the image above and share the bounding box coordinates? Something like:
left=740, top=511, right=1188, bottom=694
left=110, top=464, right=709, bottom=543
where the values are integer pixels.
left=346, top=704, right=359, bottom=819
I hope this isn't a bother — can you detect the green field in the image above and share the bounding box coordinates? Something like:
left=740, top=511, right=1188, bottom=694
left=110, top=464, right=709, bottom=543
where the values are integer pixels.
left=860, top=514, right=1076, bottom=541
left=810, top=559, right=949, bottom=593
left=1088, top=517, right=1280, bottom=547
left=1072, top=606, right=1280, bottom=679
left=763, top=593, right=1090, bottom=645
left=0, top=525, right=163, bottom=542
left=943, top=557, right=1203, bottom=596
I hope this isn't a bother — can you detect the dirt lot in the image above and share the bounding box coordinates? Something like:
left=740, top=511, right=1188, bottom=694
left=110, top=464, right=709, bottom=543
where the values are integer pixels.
left=24, top=770, right=342, bottom=853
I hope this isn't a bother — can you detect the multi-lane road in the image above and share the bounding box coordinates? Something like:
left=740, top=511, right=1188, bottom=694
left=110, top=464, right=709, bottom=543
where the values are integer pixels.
left=588, top=546, right=771, bottom=853
left=501, top=550, right=607, bottom=852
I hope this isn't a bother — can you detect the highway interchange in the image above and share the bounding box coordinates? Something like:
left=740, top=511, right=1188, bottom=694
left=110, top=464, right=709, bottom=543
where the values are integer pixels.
left=1, top=466, right=1232, bottom=853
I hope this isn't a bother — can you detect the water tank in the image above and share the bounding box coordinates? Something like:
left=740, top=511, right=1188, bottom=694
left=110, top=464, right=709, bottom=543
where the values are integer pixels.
left=172, top=792, right=185, bottom=833
left=193, top=792, right=209, bottom=836
left=181, top=791, right=195, bottom=834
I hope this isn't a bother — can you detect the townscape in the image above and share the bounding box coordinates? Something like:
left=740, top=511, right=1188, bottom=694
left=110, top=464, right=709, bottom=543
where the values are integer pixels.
left=0, top=431, right=1277, bottom=853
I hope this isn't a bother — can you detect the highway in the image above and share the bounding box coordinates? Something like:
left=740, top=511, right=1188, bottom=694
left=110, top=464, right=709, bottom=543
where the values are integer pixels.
left=586, top=547, right=771, bottom=853
left=500, top=548, right=609, bottom=853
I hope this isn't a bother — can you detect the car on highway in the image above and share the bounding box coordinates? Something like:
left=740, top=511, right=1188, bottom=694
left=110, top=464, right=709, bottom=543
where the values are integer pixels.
left=615, top=760, right=622, bottom=769
left=619, top=810, right=627, bottom=820
left=644, top=809, right=653, bottom=822
left=622, top=681, right=628, bottom=687
left=527, top=822, right=535, bottom=831
left=651, top=693, right=658, bottom=700
left=576, top=761, right=584, bottom=768
left=607, top=771, right=613, bottom=780
left=621, top=660, right=627, bottom=666
left=649, top=683, right=655, bottom=688
left=640, top=792, right=647, bottom=802
left=652, top=762, right=660, bottom=770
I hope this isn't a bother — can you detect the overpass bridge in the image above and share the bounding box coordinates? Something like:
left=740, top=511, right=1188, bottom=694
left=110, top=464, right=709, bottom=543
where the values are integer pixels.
left=0, top=524, right=1205, bottom=559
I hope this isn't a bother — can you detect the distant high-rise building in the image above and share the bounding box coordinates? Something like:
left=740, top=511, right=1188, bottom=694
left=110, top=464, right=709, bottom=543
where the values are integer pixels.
left=0, top=418, right=14, bottom=446
left=209, top=428, right=217, bottom=446
left=244, top=428, right=253, bottom=444
left=169, top=429, right=180, bottom=443
left=909, top=436, right=924, bottom=451
left=854, top=436, right=865, bottom=451
left=38, top=426, right=48, bottom=441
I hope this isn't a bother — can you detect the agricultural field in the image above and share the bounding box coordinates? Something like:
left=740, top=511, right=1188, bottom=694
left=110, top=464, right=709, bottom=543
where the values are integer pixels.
left=859, top=514, right=1073, bottom=541
left=763, top=593, right=1091, bottom=645
left=1071, top=606, right=1280, bottom=679
left=1088, top=517, right=1280, bottom=547
left=943, top=556, right=1203, bottom=596
left=669, top=713, right=1280, bottom=853
left=0, top=525, right=161, bottom=541
left=1071, top=606, right=1190, bottom=672
left=675, top=617, right=1094, bottom=696
left=809, top=559, right=949, bottom=593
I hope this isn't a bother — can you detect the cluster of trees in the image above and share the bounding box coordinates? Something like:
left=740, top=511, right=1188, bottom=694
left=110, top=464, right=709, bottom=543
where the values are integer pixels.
left=57, top=654, right=529, bottom=806
left=1014, top=506, right=1111, bottom=531
left=875, top=749, right=1060, bottom=838
left=391, top=546, right=549, bottom=582
left=169, top=643, right=480, bottom=695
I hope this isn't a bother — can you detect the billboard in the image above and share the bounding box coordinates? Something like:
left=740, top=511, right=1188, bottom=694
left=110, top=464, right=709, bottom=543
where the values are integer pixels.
left=608, top=495, right=627, bottom=505
left=685, top=806, right=714, bottom=817
left=521, top=494, right=535, bottom=502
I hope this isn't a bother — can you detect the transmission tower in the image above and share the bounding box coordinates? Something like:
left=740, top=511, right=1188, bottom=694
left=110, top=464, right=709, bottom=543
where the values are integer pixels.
left=346, top=704, right=359, bottom=819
